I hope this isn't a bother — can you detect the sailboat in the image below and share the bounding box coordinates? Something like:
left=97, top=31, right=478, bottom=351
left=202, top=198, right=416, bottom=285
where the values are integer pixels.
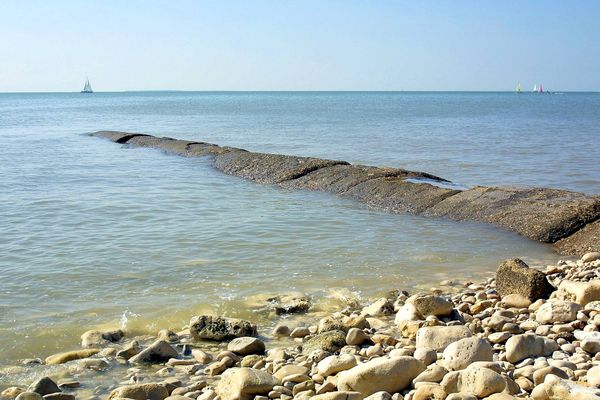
left=515, top=83, right=522, bottom=93
left=539, top=84, right=543, bottom=93
left=81, top=78, right=93, bottom=93
left=533, top=84, right=538, bottom=93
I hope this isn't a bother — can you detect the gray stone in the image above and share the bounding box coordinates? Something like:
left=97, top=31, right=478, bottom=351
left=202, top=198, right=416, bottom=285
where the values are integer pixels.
left=27, top=378, right=61, bottom=396
left=128, top=340, right=179, bottom=364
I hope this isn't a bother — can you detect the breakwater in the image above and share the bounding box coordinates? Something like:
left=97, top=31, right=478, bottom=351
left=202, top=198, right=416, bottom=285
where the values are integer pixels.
left=91, top=131, right=600, bottom=255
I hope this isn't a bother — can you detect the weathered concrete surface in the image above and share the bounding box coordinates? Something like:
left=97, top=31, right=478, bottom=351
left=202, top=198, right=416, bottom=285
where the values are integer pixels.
left=213, top=150, right=349, bottom=184
left=424, top=186, right=600, bottom=243
left=90, top=131, right=600, bottom=255
left=343, top=176, right=460, bottom=214
left=126, top=135, right=238, bottom=157
left=280, top=164, right=447, bottom=194
left=555, top=220, right=600, bottom=255
left=93, top=130, right=150, bottom=143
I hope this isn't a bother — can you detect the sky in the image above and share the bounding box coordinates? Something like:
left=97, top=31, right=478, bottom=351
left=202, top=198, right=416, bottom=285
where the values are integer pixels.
left=0, top=0, right=598, bottom=92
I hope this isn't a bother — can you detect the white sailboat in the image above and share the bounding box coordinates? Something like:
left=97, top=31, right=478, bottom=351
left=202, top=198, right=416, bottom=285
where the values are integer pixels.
left=533, top=84, right=538, bottom=93
left=515, top=83, right=522, bottom=93
left=81, top=78, right=93, bottom=93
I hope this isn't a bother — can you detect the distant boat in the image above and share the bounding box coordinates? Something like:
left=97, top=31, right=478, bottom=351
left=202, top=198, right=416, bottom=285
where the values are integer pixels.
left=515, top=83, right=522, bottom=93
left=533, top=84, right=538, bottom=92
left=81, top=78, right=93, bottom=93
left=539, top=84, right=543, bottom=93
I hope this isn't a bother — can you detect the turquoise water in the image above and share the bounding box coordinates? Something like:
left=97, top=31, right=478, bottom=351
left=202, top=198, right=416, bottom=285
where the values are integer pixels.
left=0, top=92, right=597, bottom=372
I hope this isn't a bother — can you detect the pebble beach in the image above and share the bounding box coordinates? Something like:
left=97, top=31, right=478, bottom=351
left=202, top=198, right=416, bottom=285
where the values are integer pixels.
left=3, top=252, right=600, bottom=400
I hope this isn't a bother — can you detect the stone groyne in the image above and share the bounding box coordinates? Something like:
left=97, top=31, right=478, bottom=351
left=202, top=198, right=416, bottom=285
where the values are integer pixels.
left=91, top=131, right=600, bottom=255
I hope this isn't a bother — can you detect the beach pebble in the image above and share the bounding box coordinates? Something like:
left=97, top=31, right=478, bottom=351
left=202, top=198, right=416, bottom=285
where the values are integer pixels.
left=337, top=356, right=425, bottom=396
left=215, top=368, right=278, bottom=400
left=587, top=365, right=600, bottom=387
left=442, top=337, right=494, bottom=371
left=582, top=252, right=600, bottom=263
left=362, top=298, right=394, bottom=316
left=408, top=294, right=454, bottom=317
left=556, top=280, right=600, bottom=306
left=502, top=294, right=532, bottom=308
left=272, top=325, right=291, bottom=337
left=108, top=384, right=169, bottom=400
left=191, top=349, right=213, bottom=364
left=416, top=325, right=472, bottom=351
left=536, top=300, right=581, bottom=324
left=290, top=327, right=310, bottom=338
left=505, top=333, right=559, bottom=363
left=345, top=328, right=369, bottom=346
left=442, top=367, right=506, bottom=398
left=227, top=337, right=266, bottom=355
left=15, top=393, right=42, bottom=400
left=2, top=388, right=25, bottom=400
left=413, top=347, right=437, bottom=366
left=81, top=329, right=123, bottom=348
left=317, top=354, right=358, bottom=377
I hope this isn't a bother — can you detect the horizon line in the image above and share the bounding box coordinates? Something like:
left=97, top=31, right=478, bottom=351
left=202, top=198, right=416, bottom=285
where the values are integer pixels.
left=1, top=89, right=598, bottom=94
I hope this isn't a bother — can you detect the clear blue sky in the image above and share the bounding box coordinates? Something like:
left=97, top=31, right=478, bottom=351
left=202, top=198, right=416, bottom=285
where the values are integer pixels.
left=1, top=0, right=598, bottom=92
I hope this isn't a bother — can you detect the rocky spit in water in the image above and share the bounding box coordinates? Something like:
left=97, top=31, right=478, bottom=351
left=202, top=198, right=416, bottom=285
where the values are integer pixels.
left=89, top=131, right=600, bottom=256
left=3, top=253, right=600, bottom=400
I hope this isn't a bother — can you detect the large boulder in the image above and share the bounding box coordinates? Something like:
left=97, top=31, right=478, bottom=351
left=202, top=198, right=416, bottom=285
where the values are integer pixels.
left=108, top=384, right=169, bottom=400
left=302, top=330, right=346, bottom=355
left=44, top=349, right=100, bottom=365
left=495, top=259, right=554, bottom=301
left=128, top=340, right=179, bottom=364
left=189, top=316, right=257, bottom=341
left=215, top=367, right=278, bottom=400
left=337, top=356, right=425, bottom=396
left=442, top=337, right=494, bottom=371
left=505, top=333, right=559, bottom=363
left=416, top=325, right=472, bottom=351
left=227, top=337, right=265, bottom=355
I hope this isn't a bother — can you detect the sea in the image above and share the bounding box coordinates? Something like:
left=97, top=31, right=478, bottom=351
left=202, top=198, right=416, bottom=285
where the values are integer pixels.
left=1, top=91, right=599, bottom=382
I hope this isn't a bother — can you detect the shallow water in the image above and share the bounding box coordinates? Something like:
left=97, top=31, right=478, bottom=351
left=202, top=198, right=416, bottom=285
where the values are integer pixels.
left=1, top=91, right=596, bottom=379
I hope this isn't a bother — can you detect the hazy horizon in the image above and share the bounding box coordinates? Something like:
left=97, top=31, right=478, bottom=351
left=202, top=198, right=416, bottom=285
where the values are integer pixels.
left=1, top=0, right=599, bottom=92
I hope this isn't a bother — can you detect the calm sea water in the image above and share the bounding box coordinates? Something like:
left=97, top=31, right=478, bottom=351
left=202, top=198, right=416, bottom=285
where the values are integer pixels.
left=1, top=92, right=598, bottom=378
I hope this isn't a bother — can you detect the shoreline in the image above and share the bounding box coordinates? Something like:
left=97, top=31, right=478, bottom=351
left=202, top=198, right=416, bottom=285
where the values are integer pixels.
left=90, top=131, right=600, bottom=256
left=2, top=254, right=600, bottom=399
